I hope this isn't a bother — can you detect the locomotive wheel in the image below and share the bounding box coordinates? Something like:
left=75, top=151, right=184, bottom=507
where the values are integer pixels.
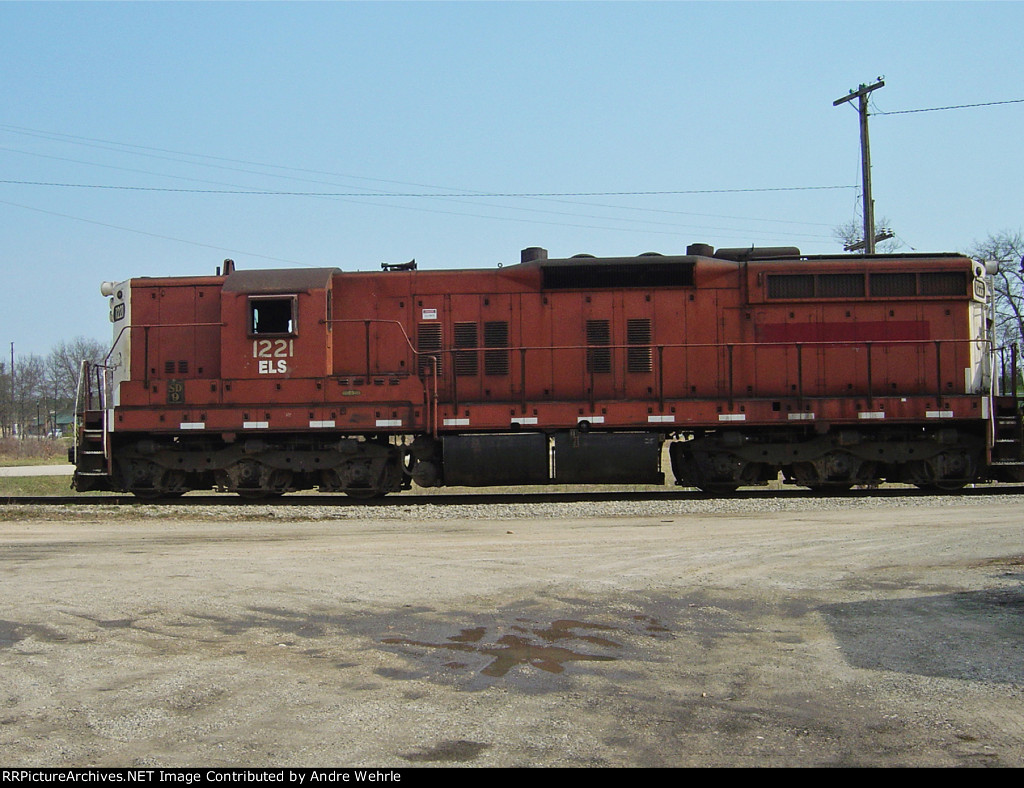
left=912, top=477, right=971, bottom=492
left=671, top=446, right=751, bottom=494
left=906, top=450, right=979, bottom=492
left=791, top=452, right=876, bottom=491
left=225, top=460, right=292, bottom=498
left=125, top=467, right=189, bottom=499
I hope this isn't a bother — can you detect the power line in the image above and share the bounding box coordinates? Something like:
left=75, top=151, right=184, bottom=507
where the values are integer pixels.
left=873, top=98, right=1024, bottom=115
left=0, top=122, right=457, bottom=191
left=0, top=121, right=846, bottom=249
left=0, top=145, right=843, bottom=232
left=0, top=122, right=849, bottom=233
left=0, top=122, right=850, bottom=200
left=0, top=198, right=307, bottom=265
left=0, top=179, right=854, bottom=198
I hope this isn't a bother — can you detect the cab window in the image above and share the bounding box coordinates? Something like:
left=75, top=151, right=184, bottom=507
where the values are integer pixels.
left=249, top=296, right=296, bottom=336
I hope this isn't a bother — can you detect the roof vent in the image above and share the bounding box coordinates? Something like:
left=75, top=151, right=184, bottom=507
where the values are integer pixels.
left=521, top=247, right=548, bottom=263
left=715, top=246, right=801, bottom=262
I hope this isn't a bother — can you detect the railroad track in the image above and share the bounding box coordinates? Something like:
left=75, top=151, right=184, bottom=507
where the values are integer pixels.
left=5, top=484, right=1024, bottom=508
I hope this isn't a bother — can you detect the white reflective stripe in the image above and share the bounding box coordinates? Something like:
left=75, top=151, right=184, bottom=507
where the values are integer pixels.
left=858, top=412, right=886, bottom=420
left=511, top=417, right=538, bottom=425
left=788, top=413, right=816, bottom=420
left=375, top=419, right=402, bottom=427
left=443, top=418, right=470, bottom=426
left=179, top=422, right=206, bottom=430
left=578, top=416, right=605, bottom=424
left=718, top=414, right=746, bottom=422
left=309, top=420, right=336, bottom=428
left=242, top=421, right=269, bottom=429
left=926, top=411, right=954, bottom=419
left=648, top=415, right=675, bottom=423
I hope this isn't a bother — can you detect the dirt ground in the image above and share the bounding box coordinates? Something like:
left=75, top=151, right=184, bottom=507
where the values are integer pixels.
left=1, top=498, right=1022, bottom=767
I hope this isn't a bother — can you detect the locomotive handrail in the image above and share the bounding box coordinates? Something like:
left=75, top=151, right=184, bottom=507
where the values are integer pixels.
left=325, top=318, right=441, bottom=431
left=72, top=359, right=89, bottom=463
left=374, top=333, right=988, bottom=415
left=100, top=315, right=990, bottom=424
left=109, top=318, right=986, bottom=364
left=72, top=358, right=112, bottom=474
left=324, top=318, right=442, bottom=421
left=114, top=321, right=227, bottom=329
left=441, top=337, right=987, bottom=352
left=322, top=319, right=419, bottom=353
left=415, top=336, right=986, bottom=416
left=103, top=326, right=129, bottom=367
left=103, top=322, right=227, bottom=387
left=993, top=342, right=1021, bottom=399
left=104, top=321, right=228, bottom=364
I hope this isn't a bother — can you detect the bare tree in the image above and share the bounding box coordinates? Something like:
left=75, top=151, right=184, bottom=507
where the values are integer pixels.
left=12, top=354, right=46, bottom=435
left=46, top=336, right=108, bottom=403
left=833, top=218, right=903, bottom=253
left=967, top=230, right=1024, bottom=348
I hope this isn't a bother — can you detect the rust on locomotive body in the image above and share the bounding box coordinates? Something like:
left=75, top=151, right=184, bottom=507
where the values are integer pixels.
left=72, top=244, right=1024, bottom=498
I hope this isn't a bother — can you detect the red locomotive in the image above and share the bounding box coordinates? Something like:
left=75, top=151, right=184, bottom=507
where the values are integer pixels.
left=71, top=243, right=1024, bottom=497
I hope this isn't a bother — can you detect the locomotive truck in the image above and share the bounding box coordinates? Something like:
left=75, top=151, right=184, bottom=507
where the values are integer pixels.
left=70, top=243, right=1024, bottom=498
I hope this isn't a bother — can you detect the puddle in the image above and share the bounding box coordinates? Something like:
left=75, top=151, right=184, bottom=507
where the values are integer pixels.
left=402, top=739, right=491, bottom=763
left=383, top=618, right=630, bottom=677
left=0, top=619, right=68, bottom=648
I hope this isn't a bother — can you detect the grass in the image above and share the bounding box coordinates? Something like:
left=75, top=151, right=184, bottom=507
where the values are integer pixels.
left=0, top=437, right=70, bottom=466
left=0, top=475, right=78, bottom=498
left=0, top=437, right=78, bottom=497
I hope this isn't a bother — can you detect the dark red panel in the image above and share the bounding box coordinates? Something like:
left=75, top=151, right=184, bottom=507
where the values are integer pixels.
left=756, top=321, right=930, bottom=344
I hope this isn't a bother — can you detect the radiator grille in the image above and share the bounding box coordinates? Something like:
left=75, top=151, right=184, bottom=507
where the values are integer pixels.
left=586, top=319, right=611, bottom=374
left=453, top=322, right=478, bottom=377
left=417, top=323, right=442, bottom=376
left=626, top=319, right=652, bottom=373
left=483, top=321, right=510, bottom=376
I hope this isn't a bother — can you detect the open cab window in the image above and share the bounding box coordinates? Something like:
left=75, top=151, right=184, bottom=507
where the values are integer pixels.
left=249, top=295, right=297, bottom=336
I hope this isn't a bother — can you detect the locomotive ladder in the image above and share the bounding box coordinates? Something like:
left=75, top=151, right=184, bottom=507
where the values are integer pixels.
left=991, top=397, right=1024, bottom=463
left=73, top=360, right=111, bottom=478
left=75, top=410, right=110, bottom=476
left=990, top=343, right=1024, bottom=471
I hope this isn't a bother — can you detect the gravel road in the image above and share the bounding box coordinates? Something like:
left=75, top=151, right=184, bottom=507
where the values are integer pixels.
left=1, top=492, right=1022, bottom=767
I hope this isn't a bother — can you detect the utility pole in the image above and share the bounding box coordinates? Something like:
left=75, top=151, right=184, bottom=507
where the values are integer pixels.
left=9, top=342, right=14, bottom=438
left=834, top=78, right=884, bottom=253
left=843, top=228, right=894, bottom=253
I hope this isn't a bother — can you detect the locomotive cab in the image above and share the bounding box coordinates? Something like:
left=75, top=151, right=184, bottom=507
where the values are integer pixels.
left=220, top=267, right=339, bottom=380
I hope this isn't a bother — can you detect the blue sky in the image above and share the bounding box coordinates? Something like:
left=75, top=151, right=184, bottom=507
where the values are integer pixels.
left=2, top=1, right=1022, bottom=355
